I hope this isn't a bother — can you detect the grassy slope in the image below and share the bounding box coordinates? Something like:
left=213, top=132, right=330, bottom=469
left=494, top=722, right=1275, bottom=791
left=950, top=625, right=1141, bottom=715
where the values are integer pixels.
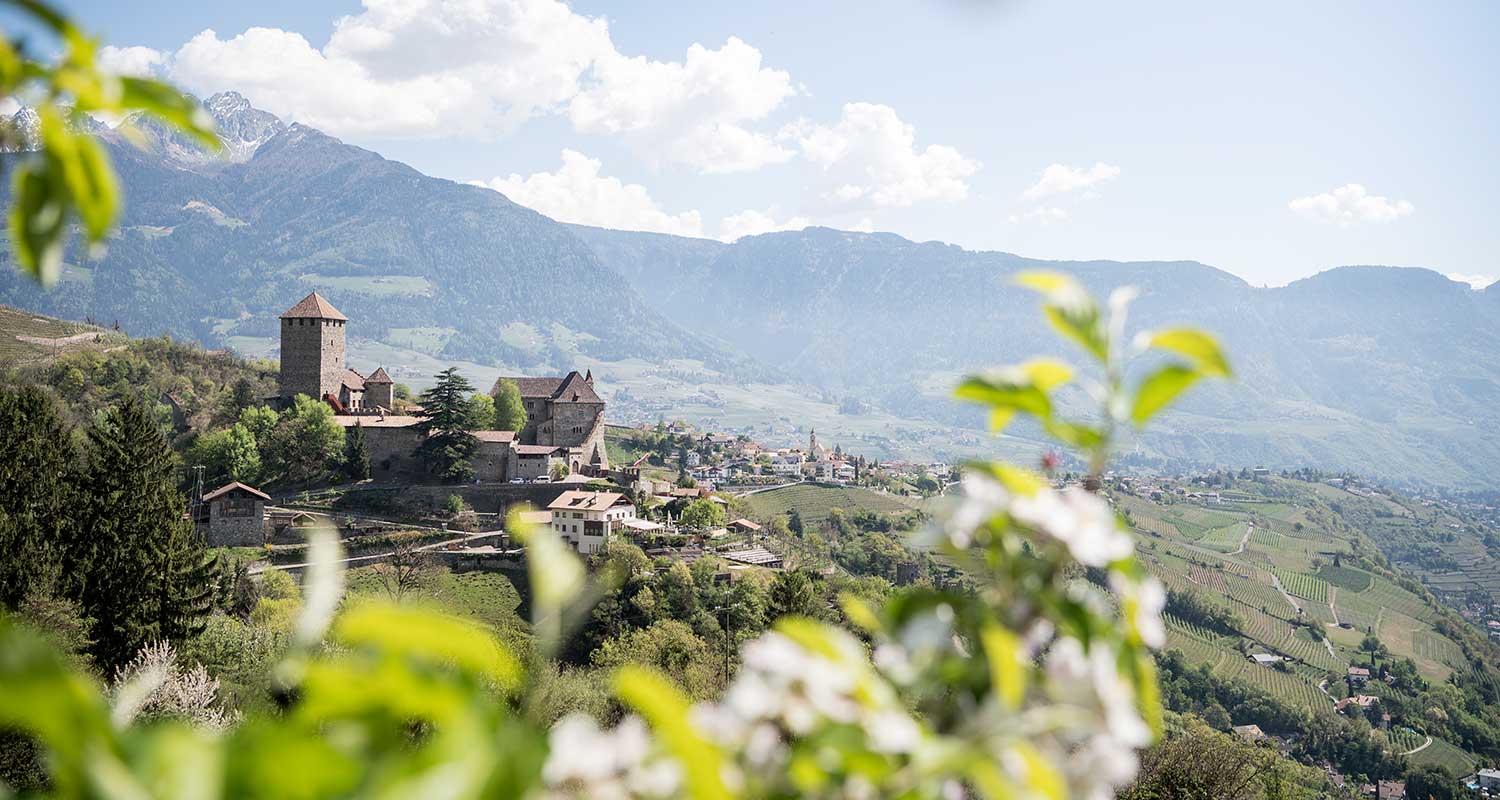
left=743, top=483, right=927, bottom=527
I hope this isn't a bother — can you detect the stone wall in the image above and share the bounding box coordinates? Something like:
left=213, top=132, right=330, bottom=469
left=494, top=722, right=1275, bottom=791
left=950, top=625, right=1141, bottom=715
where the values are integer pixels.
left=205, top=510, right=266, bottom=547
left=279, top=317, right=345, bottom=400
left=365, top=426, right=424, bottom=480
left=366, top=382, right=393, bottom=410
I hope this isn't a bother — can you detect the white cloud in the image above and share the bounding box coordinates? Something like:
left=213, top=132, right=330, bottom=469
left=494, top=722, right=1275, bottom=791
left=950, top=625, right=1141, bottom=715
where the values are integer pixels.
left=474, top=150, right=806, bottom=242
left=1288, top=183, right=1414, bottom=226
left=134, top=0, right=796, bottom=174
left=784, top=102, right=979, bottom=208
left=474, top=149, right=704, bottom=237
left=718, top=208, right=809, bottom=242
left=1447, top=273, right=1497, bottom=290
left=1009, top=206, right=1069, bottom=226
left=1022, top=162, right=1120, bottom=200
left=568, top=37, right=797, bottom=173
left=99, top=45, right=167, bottom=77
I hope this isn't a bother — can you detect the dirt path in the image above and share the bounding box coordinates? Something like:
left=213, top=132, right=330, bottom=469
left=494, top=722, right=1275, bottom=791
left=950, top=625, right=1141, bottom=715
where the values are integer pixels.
left=1231, top=522, right=1254, bottom=555
left=1402, top=736, right=1433, bottom=756
left=1269, top=571, right=1301, bottom=614
left=1328, top=587, right=1340, bottom=626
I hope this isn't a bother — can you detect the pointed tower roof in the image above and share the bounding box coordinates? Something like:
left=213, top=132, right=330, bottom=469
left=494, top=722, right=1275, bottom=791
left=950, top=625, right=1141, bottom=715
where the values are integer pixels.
left=365, top=366, right=393, bottom=384
left=280, top=291, right=347, bottom=321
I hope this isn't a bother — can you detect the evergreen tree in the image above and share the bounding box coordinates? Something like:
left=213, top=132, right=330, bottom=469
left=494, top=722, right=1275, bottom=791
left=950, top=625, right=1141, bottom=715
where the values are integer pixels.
left=75, top=394, right=211, bottom=668
left=0, top=386, right=75, bottom=607
left=344, top=421, right=371, bottom=481
left=414, top=368, right=480, bottom=482
left=491, top=378, right=527, bottom=432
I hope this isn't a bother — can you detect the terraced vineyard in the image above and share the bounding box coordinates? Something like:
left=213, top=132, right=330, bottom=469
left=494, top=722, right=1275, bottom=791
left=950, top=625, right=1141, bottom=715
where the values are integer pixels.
left=1315, top=564, right=1373, bottom=592
left=1272, top=568, right=1329, bottom=603
left=1405, top=736, right=1479, bottom=776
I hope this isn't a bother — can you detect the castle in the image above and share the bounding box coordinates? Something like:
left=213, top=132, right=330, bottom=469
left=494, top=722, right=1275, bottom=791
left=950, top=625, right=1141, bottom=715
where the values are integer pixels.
left=277, top=292, right=607, bottom=481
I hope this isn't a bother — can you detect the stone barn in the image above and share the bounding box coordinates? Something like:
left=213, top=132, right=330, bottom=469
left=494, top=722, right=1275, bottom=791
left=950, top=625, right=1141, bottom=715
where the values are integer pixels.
left=194, top=482, right=270, bottom=546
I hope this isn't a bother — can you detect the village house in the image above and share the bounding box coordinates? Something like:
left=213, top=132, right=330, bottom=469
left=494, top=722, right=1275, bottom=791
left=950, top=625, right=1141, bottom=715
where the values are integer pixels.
left=1347, top=666, right=1371, bottom=687
left=547, top=490, right=637, bottom=554
left=192, top=481, right=269, bottom=547
left=1336, top=694, right=1380, bottom=712
left=1232, top=724, right=1266, bottom=743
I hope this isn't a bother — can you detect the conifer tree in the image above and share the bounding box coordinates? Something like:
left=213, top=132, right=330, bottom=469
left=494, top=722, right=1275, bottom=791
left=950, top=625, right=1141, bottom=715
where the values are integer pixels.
left=415, top=368, right=480, bottom=482
left=0, top=386, right=75, bottom=607
left=75, top=394, right=211, bottom=668
left=345, top=420, right=371, bottom=481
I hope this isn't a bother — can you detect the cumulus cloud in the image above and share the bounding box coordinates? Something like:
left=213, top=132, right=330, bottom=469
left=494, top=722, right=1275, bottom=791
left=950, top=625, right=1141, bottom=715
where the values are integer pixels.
left=568, top=37, right=797, bottom=173
left=475, top=149, right=704, bottom=237
left=784, top=102, right=979, bottom=208
left=129, top=0, right=797, bottom=174
left=1022, top=162, right=1120, bottom=200
left=474, top=150, right=805, bottom=242
left=1288, top=183, right=1414, bottom=225
left=99, top=45, right=167, bottom=77
left=718, top=208, right=810, bottom=242
left=1447, top=273, right=1497, bottom=290
left=1008, top=206, right=1069, bottom=226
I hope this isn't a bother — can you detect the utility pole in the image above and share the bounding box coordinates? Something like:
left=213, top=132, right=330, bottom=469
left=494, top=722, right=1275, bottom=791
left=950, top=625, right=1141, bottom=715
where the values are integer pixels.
left=713, top=602, right=740, bottom=689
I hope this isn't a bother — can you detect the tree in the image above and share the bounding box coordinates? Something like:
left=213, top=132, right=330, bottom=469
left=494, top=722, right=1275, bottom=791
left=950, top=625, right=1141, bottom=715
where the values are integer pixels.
left=590, top=620, right=720, bottom=701
left=679, top=498, right=725, bottom=529
left=189, top=423, right=261, bottom=485
left=1404, top=764, right=1456, bottom=800
left=491, top=378, right=527, bottom=432
left=550, top=461, right=571, bottom=482
left=787, top=509, right=804, bottom=535
left=74, top=394, right=213, bottom=668
left=1121, top=717, right=1289, bottom=800
left=265, top=395, right=343, bottom=485
left=414, top=368, right=480, bottom=482
left=372, top=534, right=437, bottom=603
left=237, top=406, right=280, bottom=445
left=0, top=386, right=76, bottom=607
left=768, top=570, right=821, bottom=620
left=464, top=393, right=496, bottom=430
left=344, top=421, right=371, bottom=481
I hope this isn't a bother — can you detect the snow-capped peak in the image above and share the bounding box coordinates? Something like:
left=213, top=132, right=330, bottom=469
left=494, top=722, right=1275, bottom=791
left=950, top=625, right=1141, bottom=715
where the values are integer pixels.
left=203, top=91, right=285, bottom=163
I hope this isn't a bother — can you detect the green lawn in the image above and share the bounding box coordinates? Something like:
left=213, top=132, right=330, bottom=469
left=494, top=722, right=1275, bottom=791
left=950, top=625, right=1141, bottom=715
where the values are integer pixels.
left=744, top=483, right=926, bottom=527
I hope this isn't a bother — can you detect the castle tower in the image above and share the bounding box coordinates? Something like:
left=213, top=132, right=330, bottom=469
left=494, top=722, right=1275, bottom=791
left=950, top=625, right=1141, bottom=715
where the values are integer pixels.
left=278, top=292, right=347, bottom=402
left=364, top=366, right=394, bottom=410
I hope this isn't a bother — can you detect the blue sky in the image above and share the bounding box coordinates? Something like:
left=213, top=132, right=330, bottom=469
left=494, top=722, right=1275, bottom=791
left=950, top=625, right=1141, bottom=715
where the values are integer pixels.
left=29, top=0, right=1500, bottom=287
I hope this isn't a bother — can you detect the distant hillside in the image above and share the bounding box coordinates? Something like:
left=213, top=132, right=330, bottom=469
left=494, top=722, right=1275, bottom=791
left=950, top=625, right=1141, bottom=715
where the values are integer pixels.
left=0, top=94, right=744, bottom=381
left=575, top=226, right=1500, bottom=488
left=4, top=94, right=1500, bottom=486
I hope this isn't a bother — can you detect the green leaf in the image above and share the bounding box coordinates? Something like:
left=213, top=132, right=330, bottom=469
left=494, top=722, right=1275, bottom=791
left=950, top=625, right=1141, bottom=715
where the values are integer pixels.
left=1014, top=270, right=1077, bottom=294
left=1140, top=328, right=1232, bottom=377
left=1130, top=364, right=1200, bottom=427
left=1020, top=357, right=1073, bottom=391
left=1042, top=418, right=1104, bottom=449
left=614, top=665, right=730, bottom=800
left=1042, top=304, right=1108, bottom=363
left=980, top=624, right=1026, bottom=710
left=9, top=161, right=68, bottom=284
left=954, top=368, right=1054, bottom=432
left=117, top=77, right=220, bottom=151
left=334, top=601, right=522, bottom=689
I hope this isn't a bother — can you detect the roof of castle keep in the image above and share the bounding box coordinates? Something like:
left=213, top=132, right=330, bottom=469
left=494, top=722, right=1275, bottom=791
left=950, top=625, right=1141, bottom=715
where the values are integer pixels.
left=280, top=292, right=348, bottom=321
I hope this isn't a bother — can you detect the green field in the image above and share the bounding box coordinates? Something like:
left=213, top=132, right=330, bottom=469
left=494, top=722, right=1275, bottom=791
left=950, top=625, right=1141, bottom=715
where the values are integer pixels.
left=299, top=273, right=434, bottom=297
left=743, top=483, right=924, bottom=527
left=1315, top=564, right=1373, bottom=592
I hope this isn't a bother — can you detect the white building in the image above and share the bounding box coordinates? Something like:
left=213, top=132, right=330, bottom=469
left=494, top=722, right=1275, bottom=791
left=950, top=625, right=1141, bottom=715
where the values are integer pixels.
left=769, top=452, right=804, bottom=476
left=547, top=490, right=637, bottom=555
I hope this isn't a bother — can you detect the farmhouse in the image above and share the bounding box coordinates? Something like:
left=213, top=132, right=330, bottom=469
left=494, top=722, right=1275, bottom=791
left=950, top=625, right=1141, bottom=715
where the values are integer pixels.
left=547, top=490, right=637, bottom=555
left=192, top=481, right=269, bottom=547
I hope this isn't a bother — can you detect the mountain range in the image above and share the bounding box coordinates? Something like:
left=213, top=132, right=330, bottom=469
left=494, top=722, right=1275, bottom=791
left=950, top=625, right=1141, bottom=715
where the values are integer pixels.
left=3, top=93, right=1498, bottom=487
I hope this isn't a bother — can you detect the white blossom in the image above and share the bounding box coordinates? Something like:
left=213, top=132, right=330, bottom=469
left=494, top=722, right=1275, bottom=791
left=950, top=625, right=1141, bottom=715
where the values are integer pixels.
left=1011, top=486, right=1133, bottom=567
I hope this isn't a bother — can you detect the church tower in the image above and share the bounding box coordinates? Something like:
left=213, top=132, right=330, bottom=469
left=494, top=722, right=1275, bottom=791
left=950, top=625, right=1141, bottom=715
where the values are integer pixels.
left=278, top=292, right=347, bottom=403
left=809, top=428, right=819, bottom=455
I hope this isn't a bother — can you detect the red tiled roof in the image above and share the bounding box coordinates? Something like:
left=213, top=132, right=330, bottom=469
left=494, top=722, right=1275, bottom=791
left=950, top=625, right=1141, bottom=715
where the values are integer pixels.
left=280, top=292, right=347, bottom=321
